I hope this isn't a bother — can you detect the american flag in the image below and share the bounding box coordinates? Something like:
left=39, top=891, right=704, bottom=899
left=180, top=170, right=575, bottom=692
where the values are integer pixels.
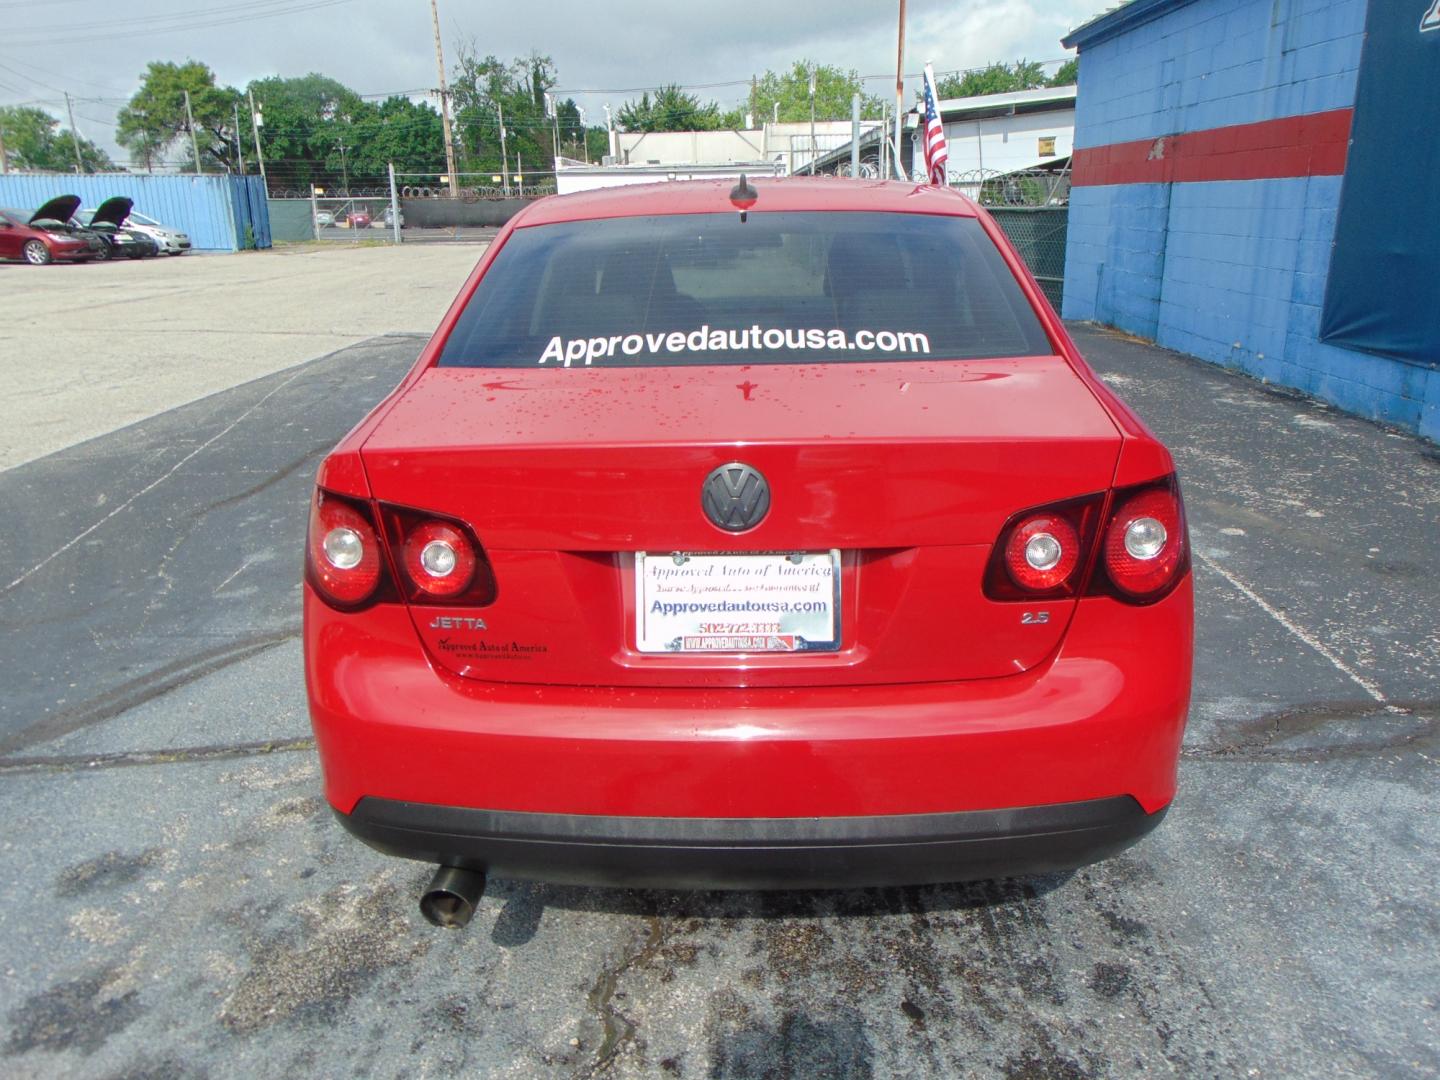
left=921, top=63, right=949, bottom=187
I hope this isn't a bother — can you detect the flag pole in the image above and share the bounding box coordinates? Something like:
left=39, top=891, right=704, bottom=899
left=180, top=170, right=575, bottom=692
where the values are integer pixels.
left=894, top=0, right=907, bottom=180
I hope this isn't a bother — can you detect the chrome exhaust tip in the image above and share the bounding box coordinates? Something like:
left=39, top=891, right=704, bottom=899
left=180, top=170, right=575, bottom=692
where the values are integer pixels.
left=419, top=865, right=487, bottom=929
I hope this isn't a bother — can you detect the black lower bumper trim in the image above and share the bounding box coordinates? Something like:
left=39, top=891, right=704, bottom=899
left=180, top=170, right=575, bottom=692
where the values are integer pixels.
left=339, top=795, right=1166, bottom=890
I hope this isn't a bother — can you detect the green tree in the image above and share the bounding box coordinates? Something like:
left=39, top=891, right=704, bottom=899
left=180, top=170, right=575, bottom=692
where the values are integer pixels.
left=346, top=96, right=445, bottom=182
left=0, top=105, right=112, bottom=172
left=936, top=60, right=1049, bottom=99
left=117, top=61, right=242, bottom=171
left=242, top=74, right=446, bottom=190
left=449, top=48, right=560, bottom=177
left=752, top=62, right=881, bottom=123
left=1049, top=58, right=1079, bottom=87
left=617, top=85, right=723, bottom=132
left=248, top=73, right=363, bottom=189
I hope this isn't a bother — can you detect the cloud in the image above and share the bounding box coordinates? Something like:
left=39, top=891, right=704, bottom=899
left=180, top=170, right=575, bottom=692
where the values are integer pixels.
left=1, top=0, right=1093, bottom=159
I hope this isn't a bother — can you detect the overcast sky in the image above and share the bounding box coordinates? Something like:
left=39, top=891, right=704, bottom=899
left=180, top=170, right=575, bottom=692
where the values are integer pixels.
left=0, top=0, right=1099, bottom=160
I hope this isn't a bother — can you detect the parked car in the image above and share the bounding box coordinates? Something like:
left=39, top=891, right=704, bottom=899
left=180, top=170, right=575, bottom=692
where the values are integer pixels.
left=341, top=209, right=372, bottom=229
left=76, top=199, right=159, bottom=259
left=0, top=197, right=98, bottom=264
left=304, top=178, right=1193, bottom=927
left=315, top=210, right=336, bottom=228
left=375, top=206, right=404, bottom=229
left=119, top=209, right=191, bottom=255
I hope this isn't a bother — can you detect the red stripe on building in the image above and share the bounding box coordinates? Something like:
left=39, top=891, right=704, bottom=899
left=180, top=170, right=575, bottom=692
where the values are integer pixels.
left=1072, top=108, right=1352, bottom=187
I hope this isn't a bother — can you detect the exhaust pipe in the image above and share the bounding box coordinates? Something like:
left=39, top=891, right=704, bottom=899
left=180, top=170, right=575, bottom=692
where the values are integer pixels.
left=419, top=865, right=487, bottom=928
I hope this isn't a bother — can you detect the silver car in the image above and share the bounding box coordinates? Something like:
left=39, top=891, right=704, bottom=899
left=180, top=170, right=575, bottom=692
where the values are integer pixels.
left=118, top=210, right=192, bottom=255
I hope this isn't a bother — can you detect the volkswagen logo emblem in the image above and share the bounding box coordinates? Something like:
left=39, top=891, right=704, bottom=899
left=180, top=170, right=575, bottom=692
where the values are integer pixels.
left=702, top=463, right=770, bottom=532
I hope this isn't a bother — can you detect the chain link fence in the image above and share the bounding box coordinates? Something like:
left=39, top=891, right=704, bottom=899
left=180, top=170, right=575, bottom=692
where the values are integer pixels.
left=988, top=206, right=1068, bottom=312
left=393, top=171, right=556, bottom=199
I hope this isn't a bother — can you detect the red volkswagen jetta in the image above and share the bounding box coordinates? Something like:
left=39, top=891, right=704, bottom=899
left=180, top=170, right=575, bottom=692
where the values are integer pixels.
left=304, top=178, right=1192, bottom=926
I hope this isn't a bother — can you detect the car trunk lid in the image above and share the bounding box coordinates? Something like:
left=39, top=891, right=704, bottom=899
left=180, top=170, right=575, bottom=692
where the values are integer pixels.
left=360, top=358, right=1121, bottom=687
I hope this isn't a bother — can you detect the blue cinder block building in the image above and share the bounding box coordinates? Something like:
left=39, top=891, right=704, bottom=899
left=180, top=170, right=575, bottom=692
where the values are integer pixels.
left=1062, top=0, right=1439, bottom=441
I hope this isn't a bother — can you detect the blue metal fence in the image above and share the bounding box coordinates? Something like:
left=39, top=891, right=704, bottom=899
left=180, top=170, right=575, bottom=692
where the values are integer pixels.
left=0, top=173, right=270, bottom=252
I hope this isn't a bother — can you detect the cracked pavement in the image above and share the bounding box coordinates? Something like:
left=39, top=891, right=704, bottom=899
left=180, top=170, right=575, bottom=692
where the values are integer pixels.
left=0, top=323, right=1435, bottom=1078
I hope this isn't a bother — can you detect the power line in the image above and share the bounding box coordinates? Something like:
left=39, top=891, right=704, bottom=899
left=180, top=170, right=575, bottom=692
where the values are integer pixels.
left=551, top=57, right=1072, bottom=98
left=0, top=51, right=134, bottom=95
left=10, top=0, right=351, bottom=34
left=5, top=0, right=357, bottom=46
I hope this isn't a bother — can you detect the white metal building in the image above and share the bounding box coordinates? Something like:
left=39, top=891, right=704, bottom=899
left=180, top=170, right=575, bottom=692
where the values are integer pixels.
left=909, top=85, right=1076, bottom=182
left=554, top=159, right=782, bottom=196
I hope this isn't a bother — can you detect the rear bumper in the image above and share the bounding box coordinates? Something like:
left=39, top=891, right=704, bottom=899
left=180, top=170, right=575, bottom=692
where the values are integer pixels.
left=340, top=794, right=1166, bottom=889
left=307, top=576, right=1191, bottom=840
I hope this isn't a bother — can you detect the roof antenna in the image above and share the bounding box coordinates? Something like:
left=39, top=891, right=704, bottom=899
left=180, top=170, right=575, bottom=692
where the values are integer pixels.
left=729, top=174, right=757, bottom=223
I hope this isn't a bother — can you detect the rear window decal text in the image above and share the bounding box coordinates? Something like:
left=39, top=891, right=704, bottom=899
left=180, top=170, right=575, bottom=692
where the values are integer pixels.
left=538, top=326, right=932, bottom=367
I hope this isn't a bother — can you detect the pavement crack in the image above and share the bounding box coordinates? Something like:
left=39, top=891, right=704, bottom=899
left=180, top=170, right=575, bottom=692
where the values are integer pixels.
left=1183, top=699, right=1439, bottom=762
left=0, top=736, right=315, bottom=776
left=581, top=915, right=668, bottom=1077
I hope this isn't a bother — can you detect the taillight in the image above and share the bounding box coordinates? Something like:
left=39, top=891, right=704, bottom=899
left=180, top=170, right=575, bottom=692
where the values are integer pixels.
left=306, top=490, right=385, bottom=608
left=1005, top=514, right=1080, bottom=591
left=401, top=521, right=476, bottom=599
left=1096, top=478, right=1188, bottom=602
left=984, top=476, right=1188, bottom=605
left=984, top=493, right=1104, bottom=600
left=381, top=505, right=497, bottom=606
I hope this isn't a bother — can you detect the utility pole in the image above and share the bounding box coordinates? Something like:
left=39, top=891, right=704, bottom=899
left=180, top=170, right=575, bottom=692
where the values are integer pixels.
left=603, top=103, right=616, bottom=162
left=248, top=89, right=267, bottom=185
left=894, top=0, right=907, bottom=180
left=0, top=121, right=8, bottom=173
left=338, top=137, right=350, bottom=193
left=63, top=92, right=85, bottom=172
left=184, top=89, right=202, bottom=175
left=808, top=64, right=817, bottom=171
left=498, top=101, right=509, bottom=195
left=429, top=0, right=459, bottom=197
left=233, top=102, right=245, bottom=174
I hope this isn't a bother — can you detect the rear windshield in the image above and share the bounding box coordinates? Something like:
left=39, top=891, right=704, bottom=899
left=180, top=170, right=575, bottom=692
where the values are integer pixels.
left=438, top=211, right=1051, bottom=368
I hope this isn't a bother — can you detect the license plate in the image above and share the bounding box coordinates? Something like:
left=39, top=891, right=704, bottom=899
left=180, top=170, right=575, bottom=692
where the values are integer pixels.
left=635, top=551, right=841, bottom=653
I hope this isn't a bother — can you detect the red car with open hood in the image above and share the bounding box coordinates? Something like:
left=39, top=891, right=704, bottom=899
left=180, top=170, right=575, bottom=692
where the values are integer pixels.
left=303, top=177, right=1192, bottom=927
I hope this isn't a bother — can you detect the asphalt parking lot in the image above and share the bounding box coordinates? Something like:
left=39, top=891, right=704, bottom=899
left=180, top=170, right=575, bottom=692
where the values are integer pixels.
left=0, top=246, right=1436, bottom=1078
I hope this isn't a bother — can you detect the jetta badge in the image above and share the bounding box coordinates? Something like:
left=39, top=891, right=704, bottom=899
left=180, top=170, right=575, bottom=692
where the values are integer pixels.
left=702, top=463, right=770, bottom=531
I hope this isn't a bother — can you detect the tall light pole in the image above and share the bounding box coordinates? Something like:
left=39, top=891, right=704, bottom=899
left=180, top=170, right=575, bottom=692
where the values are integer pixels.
left=429, top=0, right=460, bottom=196
left=894, top=0, right=907, bottom=180
left=545, top=91, right=561, bottom=166
left=850, top=92, right=860, bottom=178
